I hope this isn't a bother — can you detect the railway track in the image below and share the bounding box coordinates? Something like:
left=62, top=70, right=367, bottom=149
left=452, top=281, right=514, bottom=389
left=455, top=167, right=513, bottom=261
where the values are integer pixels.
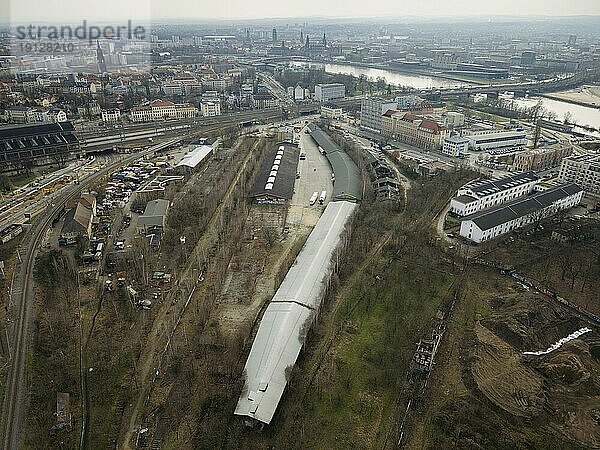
left=0, top=112, right=283, bottom=449
left=0, top=137, right=180, bottom=450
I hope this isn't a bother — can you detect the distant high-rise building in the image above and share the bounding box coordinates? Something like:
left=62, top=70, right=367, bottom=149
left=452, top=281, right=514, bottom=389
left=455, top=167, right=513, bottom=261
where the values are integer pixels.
left=521, top=51, right=536, bottom=67
left=272, top=28, right=277, bottom=44
left=300, top=30, right=304, bottom=43
left=322, top=33, right=327, bottom=46
left=314, top=83, right=345, bottom=102
left=96, top=40, right=107, bottom=74
left=568, top=34, right=577, bottom=46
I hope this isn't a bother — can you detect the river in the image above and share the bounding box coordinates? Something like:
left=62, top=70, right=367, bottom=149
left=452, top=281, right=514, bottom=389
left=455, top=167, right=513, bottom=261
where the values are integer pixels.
left=290, top=61, right=472, bottom=90
left=290, top=61, right=600, bottom=134
left=511, top=96, right=600, bottom=131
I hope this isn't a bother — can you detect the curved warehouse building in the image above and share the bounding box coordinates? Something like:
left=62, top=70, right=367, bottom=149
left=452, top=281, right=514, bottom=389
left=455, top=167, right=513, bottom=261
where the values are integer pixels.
left=307, top=123, right=362, bottom=202
left=235, top=200, right=358, bottom=424
left=235, top=124, right=363, bottom=425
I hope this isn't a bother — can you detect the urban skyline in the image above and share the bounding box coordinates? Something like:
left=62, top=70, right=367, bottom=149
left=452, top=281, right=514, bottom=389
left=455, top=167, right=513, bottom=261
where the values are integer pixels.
left=5, top=0, right=600, bottom=22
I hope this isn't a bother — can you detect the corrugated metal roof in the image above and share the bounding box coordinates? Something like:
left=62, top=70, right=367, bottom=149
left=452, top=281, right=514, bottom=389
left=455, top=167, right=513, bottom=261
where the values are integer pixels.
left=235, top=201, right=358, bottom=424
left=271, top=201, right=357, bottom=309
left=235, top=302, right=312, bottom=424
left=250, top=143, right=299, bottom=201
left=138, top=199, right=169, bottom=228
left=466, top=171, right=538, bottom=196
left=327, top=151, right=362, bottom=201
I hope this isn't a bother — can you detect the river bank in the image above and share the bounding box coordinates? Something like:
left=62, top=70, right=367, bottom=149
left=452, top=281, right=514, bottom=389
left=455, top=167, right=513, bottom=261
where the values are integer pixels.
left=541, top=87, right=600, bottom=110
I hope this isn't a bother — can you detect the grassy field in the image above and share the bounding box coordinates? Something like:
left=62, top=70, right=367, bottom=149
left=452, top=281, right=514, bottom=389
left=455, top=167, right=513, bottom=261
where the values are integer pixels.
left=270, top=259, right=454, bottom=449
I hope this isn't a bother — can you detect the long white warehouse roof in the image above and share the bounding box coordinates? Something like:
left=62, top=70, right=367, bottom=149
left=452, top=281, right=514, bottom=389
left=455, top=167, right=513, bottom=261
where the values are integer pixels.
left=235, top=200, right=358, bottom=424
left=175, top=145, right=212, bottom=168
left=271, top=201, right=357, bottom=309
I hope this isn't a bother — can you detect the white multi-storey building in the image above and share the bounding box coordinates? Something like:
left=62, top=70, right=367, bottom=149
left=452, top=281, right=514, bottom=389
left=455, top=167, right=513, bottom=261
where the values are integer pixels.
left=130, top=99, right=197, bottom=122
left=442, top=111, right=466, bottom=129
left=202, top=76, right=232, bottom=92
left=558, top=153, right=600, bottom=195
left=314, top=83, right=345, bottom=102
left=200, top=101, right=221, bottom=117
left=360, top=97, right=398, bottom=132
left=464, top=129, right=527, bottom=152
left=7, top=106, right=67, bottom=124
left=442, top=136, right=469, bottom=157
left=294, top=84, right=305, bottom=101
left=450, top=171, right=539, bottom=216
left=321, top=103, right=343, bottom=119
left=7, top=106, right=37, bottom=123
left=460, top=183, right=583, bottom=243
left=101, top=109, right=121, bottom=124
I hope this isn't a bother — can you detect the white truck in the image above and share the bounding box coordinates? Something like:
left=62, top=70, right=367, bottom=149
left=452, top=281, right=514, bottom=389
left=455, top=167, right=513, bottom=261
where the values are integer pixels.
left=319, top=190, right=327, bottom=205
left=309, top=192, right=319, bottom=206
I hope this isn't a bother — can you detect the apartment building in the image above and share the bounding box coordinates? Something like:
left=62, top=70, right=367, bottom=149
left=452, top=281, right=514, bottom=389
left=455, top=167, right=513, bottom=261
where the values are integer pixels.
left=101, top=109, right=121, bottom=124
left=460, top=183, right=583, bottom=243
left=200, top=100, right=221, bottom=117
left=382, top=111, right=447, bottom=150
left=314, top=83, right=346, bottom=102
left=7, top=106, right=67, bottom=124
left=130, top=99, right=197, bottom=122
left=450, top=171, right=539, bottom=216
left=252, top=93, right=279, bottom=109
left=558, top=153, right=600, bottom=195
left=202, top=76, right=233, bottom=92
left=7, top=106, right=37, bottom=123
left=294, top=84, right=305, bottom=101
left=360, top=97, right=398, bottom=132
left=512, top=145, right=573, bottom=172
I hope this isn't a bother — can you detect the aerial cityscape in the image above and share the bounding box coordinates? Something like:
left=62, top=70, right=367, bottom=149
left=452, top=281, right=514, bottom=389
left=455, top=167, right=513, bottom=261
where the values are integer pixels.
left=0, top=1, right=599, bottom=449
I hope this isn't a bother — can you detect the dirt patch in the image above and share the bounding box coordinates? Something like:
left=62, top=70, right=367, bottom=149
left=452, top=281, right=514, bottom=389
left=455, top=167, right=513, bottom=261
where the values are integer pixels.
left=413, top=263, right=600, bottom=450
left=472, top=322, right=545, bottom=417
left=470, top=293, right=600, bottom=447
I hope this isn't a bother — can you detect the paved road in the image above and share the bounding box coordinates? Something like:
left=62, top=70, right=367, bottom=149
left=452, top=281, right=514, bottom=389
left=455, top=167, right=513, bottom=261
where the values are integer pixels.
left=287, top=128, right=333, bottom=226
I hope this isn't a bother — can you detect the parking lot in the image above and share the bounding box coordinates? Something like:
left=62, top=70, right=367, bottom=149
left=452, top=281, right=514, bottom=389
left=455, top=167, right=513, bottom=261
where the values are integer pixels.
left=287, top=128, right=334, bottom=227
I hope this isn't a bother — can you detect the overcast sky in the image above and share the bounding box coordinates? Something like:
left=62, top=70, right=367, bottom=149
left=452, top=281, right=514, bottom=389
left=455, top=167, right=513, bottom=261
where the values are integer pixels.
left=7, top=0, right=600, bottom=22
